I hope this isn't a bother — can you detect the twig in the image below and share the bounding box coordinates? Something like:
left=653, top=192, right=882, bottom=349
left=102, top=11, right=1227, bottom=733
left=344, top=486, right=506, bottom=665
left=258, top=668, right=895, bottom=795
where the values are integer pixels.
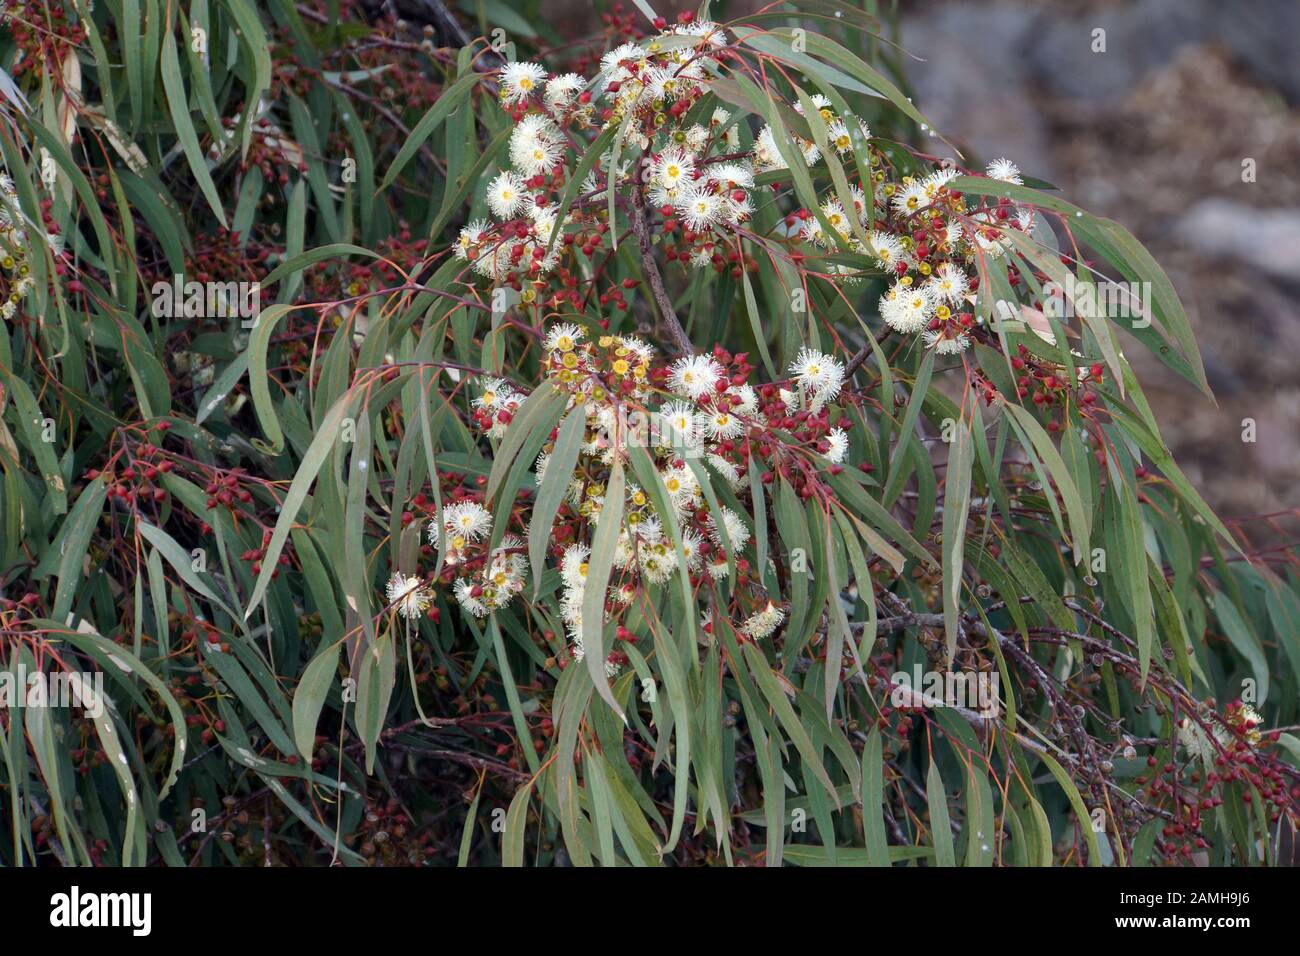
left=629, top=160, right=692, bottom=354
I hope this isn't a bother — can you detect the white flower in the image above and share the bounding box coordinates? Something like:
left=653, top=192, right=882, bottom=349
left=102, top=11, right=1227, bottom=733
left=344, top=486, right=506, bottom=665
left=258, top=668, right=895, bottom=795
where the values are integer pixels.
left=681, top=123, right=710, bottom=152
left=544, top=72, right=585, bottom=110
left=509, top=116, right=562, bottom=175
left=846, top=184, right=870, bottom=223
left=707, top=162, right=754, bottom=189
left=454, top=219, right=489, bottom=260
left=966, top=216, right=1009, bottom=259
left=544, top=322, right=583, bottom=353
left=922, top=329, right=971, bottom=355
left=700, top=408, right=744, bottom=441
left=689, top=245, right=716, bottom=269
left=634, top=514, right=663, bottom=544
left=723, top=191, right=753, bottom=225
left=454, top=577, right=489, bottom=617
left=436, top=501, right=492, bottom=546
left=638, top=543, right=678, bottom=585
left=470, top=243, right=510, bottom=279
left=386, top=573, right=430, bottom=619
left=706, top=453, right=743, bottom=489
left=753, top=125, right=786, bottom=172
left=826, top=119, right=855, bottom=155
left=668, top=354, right=723, bottom=400
left=620, top=336, right=655, bottom=364
left=486, top=170, right=528, bottom=219
left=452, top=534, right=528, bottom=618
left=569, top=632, right=622, bottom=677
left=659, top=467, right=699, bottom=508
left=474, top=376, right=517, bottom=412
left=727, top=383, right=758, bottom=415
left=795, top=93, right=833, bottom=118
left=564, top=546, right=595, bottom=590
left=499, top=62, right=547, bottom=105
left=677, top=184, right=723, bottom=232
left=600, top=42, right=647, bottom=85
left=482, top=534, right=528, bottom=607
left=825, top=427, right=849, bottom=464
left=673, top=19, right=728, bottom=48
left=708, top=506, right=750, bottom=552
left=653, top=147, right=695, bottom=192
left=926, top=262, right=969, bottom=306
left=940, top=219, right=963, bottom=249
left=892, top=179, right=931, bottom=217
left=922, top=167, right=957, bottom=201
left=1177, top=717, right=1221, bottom=764
left=798, top=136, right=822, bottom=167
left=986, top=157, right=1023, bottom=185
left=741, top=601, right=785, bottom=639
left=657, top=400, right=700, bottom=450
left=867, top=230, right=905, bottom=270
left=678, top=529, right=704, bottom=571
left=880, top=281, right=933, bottom=334
left=789, top=348, right=845, bottom=411
left=819, top=199, right=851, bottom=242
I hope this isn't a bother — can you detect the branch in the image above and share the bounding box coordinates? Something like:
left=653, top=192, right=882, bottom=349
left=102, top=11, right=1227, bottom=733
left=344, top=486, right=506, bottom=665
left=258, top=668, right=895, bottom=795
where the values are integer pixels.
left=629, top=164, right=692, bottom=354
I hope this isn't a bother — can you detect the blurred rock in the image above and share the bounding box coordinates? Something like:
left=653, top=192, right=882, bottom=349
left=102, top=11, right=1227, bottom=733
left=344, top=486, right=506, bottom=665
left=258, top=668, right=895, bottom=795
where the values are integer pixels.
left=1178, top=200, right=1300, bottom=284
left=901, top=3, right=1056, bottom=178
left=902, top=1, right=1300, bottom=527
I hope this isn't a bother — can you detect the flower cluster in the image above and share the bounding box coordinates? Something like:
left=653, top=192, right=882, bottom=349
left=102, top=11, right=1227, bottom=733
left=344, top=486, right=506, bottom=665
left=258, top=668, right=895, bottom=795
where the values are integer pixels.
left=387, top=320, right=858, bottom=675
left=0, top=172, right=38, bottom=320
left=454, top=14, right=748, bottom=293
left=452, top=9, right=1064, bottom=371
left=764, top=124, right=1033, bottom=356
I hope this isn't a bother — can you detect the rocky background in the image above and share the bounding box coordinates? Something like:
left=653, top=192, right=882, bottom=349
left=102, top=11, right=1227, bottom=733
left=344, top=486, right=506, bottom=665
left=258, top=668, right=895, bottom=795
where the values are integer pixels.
left=900, top=0, right=1300, bottom=539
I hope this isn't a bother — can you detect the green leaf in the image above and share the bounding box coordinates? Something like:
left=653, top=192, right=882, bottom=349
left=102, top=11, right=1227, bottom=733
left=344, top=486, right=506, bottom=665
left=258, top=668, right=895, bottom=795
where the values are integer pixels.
left=160, top=30, right=227, bottom=227
left=528, top=404, right=585, bottom=595
left=927, top=759, right=955, bottom=867
left=861, top=727, right=890, bottom=866
left=292, top=644, right=340, bottom=759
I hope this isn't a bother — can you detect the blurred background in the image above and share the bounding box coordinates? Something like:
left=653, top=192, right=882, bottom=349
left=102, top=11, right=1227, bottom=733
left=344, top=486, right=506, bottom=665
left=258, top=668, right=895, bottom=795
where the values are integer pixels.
left=431, top=0, right=1300, bottom=531
left=897, top=0, right=1300, bottom=539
